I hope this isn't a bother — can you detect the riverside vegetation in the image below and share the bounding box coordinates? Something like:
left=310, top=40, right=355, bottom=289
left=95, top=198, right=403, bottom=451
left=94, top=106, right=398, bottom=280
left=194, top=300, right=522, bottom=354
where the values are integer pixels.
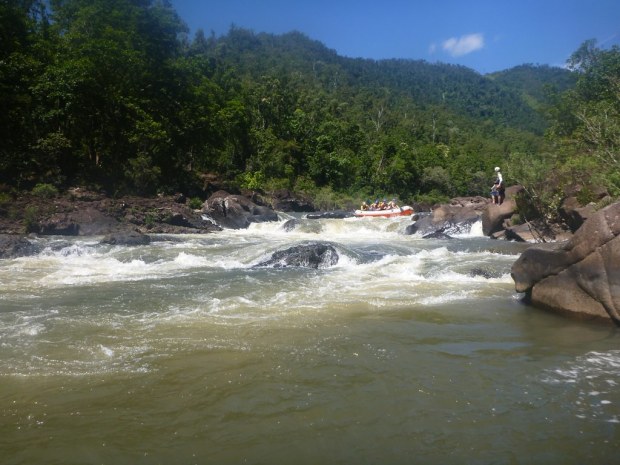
left=1, top=1, right=619, bottom=232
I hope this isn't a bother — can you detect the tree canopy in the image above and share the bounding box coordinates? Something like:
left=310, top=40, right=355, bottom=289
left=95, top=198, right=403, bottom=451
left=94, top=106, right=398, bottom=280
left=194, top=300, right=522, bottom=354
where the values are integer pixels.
left=2, top=0, right=616, bottom=216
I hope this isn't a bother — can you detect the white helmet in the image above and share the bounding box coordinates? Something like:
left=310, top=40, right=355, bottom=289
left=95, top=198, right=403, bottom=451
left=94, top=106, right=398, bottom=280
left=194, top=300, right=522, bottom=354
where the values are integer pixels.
left=494, top=167, right=500, bottom=172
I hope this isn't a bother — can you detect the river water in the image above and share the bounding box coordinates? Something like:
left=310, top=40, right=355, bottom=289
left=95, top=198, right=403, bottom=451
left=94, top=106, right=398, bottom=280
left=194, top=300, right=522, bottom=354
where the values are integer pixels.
left=1, top=214, right=618, bottom=464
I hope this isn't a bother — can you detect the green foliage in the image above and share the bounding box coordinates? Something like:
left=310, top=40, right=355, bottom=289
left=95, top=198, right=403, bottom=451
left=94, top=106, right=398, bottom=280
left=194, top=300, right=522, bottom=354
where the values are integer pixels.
left=414, top=191, right=450, bottom=206
left=0, top=193, right=11, bottom=207
left=510, top=213, right=523, bottom=225
left=23, top=205, right=40, bottom=233
left=8, top=1, right=619, bottom=224
left=125, top=155, right=161, bottom=195
left=31, top=183, right=59, bottom=198
left=188, top=197, right=203, bottom=209
left=144, top=211, right=156, bottom=229
left=237, top=171, right=266, bottom=191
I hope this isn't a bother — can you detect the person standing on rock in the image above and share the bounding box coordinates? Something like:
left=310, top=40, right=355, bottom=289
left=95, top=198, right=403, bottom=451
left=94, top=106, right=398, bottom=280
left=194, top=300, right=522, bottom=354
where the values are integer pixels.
left=494, top=167, right=505, bottom=205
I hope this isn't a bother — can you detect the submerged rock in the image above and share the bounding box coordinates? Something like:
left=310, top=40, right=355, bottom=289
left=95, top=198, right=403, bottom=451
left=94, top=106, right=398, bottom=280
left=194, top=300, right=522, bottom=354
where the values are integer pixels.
left=100, top=231, right=151, bottom=246
left=422, top=230, right=453, bottom=240
left=305, top=210, right=354, bottom=219
left=254, top=242, right=339, bottom=269
left=280, top=219, right=300, bottom=232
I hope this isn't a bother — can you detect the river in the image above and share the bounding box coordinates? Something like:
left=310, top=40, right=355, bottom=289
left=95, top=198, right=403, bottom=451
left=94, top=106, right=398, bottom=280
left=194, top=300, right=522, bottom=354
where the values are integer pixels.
left=1, top=214, right=618, bottom=464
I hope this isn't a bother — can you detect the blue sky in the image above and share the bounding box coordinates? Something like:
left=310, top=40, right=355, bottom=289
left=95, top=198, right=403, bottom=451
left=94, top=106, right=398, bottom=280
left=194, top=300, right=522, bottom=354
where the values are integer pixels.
left=171, top=0, right=620, bottom=74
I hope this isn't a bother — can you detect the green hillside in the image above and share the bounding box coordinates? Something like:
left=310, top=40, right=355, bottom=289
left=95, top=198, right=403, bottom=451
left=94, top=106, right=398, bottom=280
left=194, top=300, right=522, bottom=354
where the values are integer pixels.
left=5, top=0, right=615, bottom=217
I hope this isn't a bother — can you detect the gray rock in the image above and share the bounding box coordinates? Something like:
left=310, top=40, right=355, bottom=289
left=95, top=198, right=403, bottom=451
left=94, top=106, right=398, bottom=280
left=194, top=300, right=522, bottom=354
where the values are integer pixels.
left=254, top=242, right=339, bottom=269
left=306, top=210, right=354, bottom=219
left=203, top=191, right=279, bottom=229
left=100, top=231, right=151, bottom=246
left=511, top=202, right=620, bottom=324
left=0, top=234, right=41, bottom=258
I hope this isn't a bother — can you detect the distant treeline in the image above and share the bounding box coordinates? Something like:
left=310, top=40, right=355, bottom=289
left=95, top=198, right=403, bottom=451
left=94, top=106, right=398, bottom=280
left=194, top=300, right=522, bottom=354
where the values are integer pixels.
left=1, top=1, right=618, bottom=219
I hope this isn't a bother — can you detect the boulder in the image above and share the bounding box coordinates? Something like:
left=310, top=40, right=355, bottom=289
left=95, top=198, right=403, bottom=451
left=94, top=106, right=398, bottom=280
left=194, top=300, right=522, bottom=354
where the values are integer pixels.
left=0, top=234, right=41, bottom=259
left=559, top=196, right=598, bottom=233
left=405, top=196, right=486, bottom=236
left=270, top=189, right=315, bottom=212
left=254, top=242, right=339, bottom=269
left=504, top=223, right=538, bottom=242
left=280, top=219, right=300, bottom=232
left=481, top=199, right=517, bottom=236
left=37, top=213, right=80, bottom=235
left=511, top=201, right=620, bottom=324
left=202, top=190, right=279, bottom=229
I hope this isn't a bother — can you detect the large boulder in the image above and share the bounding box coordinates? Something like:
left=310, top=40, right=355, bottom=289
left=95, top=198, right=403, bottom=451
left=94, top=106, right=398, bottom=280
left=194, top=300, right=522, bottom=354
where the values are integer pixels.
left=202, top=190, right=279, bottom=229
left=270, top=189, right=315, bottom=212
left=511, top=201, right=620, bottom=324
left=481, top=185, right=523, bottom=236
left=0, top=234, right=41, bottom=259
left=481, top=200, right=517, bottom=236
left=405, top=196, right=486, bottom=236
left=254, top=242, right=339, bottom=269
left=558, top=184, right=611, bottom=233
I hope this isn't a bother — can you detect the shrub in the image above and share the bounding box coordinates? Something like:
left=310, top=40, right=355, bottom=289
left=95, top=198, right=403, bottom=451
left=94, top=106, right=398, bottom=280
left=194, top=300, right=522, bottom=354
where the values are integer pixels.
left=31, top=183, right=59, bottom=198
left=24, top=206, right=40, bottom=233
left=188, top=197, right=203, bottom=209
left=0, top=192, right=11, bottom=207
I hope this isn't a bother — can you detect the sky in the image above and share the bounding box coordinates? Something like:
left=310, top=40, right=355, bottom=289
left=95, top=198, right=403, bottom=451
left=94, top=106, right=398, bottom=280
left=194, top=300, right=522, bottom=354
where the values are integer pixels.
left=170, top=0, right=620, bottom=74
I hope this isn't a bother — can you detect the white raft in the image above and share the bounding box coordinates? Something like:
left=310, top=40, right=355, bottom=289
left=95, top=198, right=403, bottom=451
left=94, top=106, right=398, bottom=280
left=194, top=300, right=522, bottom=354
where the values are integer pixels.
left=353, top=206, right=414, bottom=218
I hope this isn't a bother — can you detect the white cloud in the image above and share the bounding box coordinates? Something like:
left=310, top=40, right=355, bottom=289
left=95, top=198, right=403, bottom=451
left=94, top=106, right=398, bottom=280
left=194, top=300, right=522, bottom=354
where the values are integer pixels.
left=442, top=33, right=484, bottom=57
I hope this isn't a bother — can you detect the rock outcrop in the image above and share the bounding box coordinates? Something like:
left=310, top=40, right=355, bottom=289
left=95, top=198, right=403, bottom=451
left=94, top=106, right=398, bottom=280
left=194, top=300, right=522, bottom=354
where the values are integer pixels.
left=0, top=234, right=41, bottom=259
left=202, top=190, right=279, bottom=229
left=270, top=189, right=315, bottom=212
left=0, top=190, right=220, bottom=236
left=511, top=202, right=620, bottom=325
left=405, top=196, right=487, bottom=236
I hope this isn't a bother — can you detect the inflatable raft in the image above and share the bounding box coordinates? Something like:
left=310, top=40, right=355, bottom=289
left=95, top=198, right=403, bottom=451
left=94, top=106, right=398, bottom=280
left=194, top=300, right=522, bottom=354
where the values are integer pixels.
left=354, top=206, right=414, bottom=218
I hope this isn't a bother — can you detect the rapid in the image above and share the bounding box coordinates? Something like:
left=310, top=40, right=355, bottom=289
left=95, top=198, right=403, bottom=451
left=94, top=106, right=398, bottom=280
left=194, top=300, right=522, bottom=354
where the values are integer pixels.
left=1, top=214, right=619, bottom=464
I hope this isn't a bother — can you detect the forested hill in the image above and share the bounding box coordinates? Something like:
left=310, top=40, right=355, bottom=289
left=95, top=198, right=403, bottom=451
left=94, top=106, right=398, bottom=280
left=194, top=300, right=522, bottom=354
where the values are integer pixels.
left=1, top=1, right=583, bottom=207
left=207, top=29, right=571, bottom=134
left=488, top=64, right=578, bottom=110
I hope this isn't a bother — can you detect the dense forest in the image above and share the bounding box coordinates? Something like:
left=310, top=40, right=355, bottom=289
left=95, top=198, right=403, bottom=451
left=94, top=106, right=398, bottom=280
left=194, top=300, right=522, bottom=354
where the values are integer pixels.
left=1, top=0, right=619, bottom=219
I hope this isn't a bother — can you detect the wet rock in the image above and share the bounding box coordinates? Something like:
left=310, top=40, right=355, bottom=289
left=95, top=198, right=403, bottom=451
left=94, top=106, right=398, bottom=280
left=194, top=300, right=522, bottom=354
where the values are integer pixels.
left=305, top=210, right=354, bottom=219
left=254, top=242, right=339, bottom=269
left=281, top=219, right=300, bottom=232
left=422, top=230, right=453, bottom=239
left=100, top=231, right=151, bottom=246
left=404, top=196, right=485, bottom=236
left=0, top=234, right=41, bottom=258
left=203, top=190, right=279, bottom=229
left=469, top=268, right=502, bottom=279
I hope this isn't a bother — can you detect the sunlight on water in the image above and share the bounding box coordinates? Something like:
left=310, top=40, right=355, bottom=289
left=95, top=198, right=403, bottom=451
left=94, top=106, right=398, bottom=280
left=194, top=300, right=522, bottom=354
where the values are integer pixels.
left=1, top=215, right=619, bottom=464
